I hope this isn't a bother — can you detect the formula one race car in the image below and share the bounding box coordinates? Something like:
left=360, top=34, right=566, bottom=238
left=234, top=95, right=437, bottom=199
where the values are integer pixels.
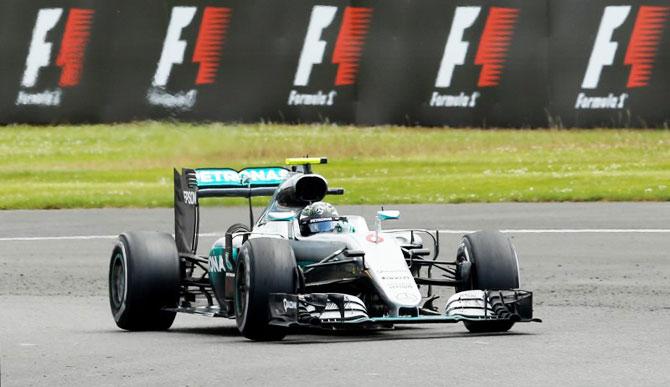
left=108, top=158, right=539, bottom=340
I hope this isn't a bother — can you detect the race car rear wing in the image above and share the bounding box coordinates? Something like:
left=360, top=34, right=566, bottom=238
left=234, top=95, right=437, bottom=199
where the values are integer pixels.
left=174, top=158, right=341, bottom=255
left=173, top=166, right=289, bottom=254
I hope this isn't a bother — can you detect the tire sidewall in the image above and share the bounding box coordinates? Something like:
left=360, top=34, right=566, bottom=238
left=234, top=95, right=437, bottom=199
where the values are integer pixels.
left=109, top=239, right=130, bottom=324
left=456, top=237, right=474, bottom=293
left=235, top=243, right=253, bottom=332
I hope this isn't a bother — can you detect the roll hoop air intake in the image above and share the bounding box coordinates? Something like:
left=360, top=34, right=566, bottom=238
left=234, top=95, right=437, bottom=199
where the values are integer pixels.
left=275, top=174, right=328, bottom=207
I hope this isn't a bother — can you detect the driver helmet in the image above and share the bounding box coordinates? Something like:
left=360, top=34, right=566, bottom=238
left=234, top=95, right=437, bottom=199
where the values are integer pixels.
left=299, top=202, right=339, bottom=236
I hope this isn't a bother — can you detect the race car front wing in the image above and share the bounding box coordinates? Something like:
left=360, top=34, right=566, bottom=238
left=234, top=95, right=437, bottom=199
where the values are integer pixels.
left=268, top=290, right=540, bottom=329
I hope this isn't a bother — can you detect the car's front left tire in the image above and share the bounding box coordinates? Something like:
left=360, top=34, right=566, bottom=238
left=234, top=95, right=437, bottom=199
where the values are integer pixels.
left=235, top=238, right=297, bottom=341
left=456, top=230, right=520, bottom=333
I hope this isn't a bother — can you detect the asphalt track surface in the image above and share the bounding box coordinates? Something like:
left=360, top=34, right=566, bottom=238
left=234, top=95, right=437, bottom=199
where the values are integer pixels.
left=1, top=203, right=669, bottom=386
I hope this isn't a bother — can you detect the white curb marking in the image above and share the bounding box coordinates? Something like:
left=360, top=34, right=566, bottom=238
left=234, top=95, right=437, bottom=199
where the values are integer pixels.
left=439, top=229, right=670, bottom=234
left=0, top=232, right=222, bottom=242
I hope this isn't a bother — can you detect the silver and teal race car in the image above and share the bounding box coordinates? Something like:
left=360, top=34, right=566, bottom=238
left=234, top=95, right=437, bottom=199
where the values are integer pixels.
left=108, top=158, right=539, bottom=341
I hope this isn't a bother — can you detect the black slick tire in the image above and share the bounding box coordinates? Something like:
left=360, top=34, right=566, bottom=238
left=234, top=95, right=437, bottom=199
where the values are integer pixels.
left=457, top=230, right=520, bottom=333
left=226, top=223, right=250, bottom=234
left=109, top=231, right=180, bottom=331
left=235, top=238, right=297, bottom=341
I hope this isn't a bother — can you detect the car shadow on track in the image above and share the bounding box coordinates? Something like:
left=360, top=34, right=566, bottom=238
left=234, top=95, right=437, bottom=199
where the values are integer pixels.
left=279, top=326, right=534, bottom=345
left=168, top=325, right=241, bottom=336
left=165, top=324, right=534, bottom=344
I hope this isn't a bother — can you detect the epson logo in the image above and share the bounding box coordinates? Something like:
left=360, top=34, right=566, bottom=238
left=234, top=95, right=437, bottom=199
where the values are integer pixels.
left=183, top=190, right=197, bottom=205
left=16, top=8, right=95, bottom=107
left=288, top=5, right=373, bottom=107
left=147, top=6, right=232, bottom=110
left=577, top=5, right=669, bottom=110
left=430, top=6, right=520, bottom=109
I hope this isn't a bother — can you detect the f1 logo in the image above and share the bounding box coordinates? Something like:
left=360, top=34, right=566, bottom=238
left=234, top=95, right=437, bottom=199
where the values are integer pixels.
left=17, top=8, right=94, bottom=106
left=435, top=6, right=520, bottom=88
left=147, top=6, right=232, bottom=109
left=582, top=5, right=669, bottom=89
left=293, top=5, right=373, bottom=87
left=153, top=6, right=232, bottom=88
left=21, top=8, right=94, bottom=88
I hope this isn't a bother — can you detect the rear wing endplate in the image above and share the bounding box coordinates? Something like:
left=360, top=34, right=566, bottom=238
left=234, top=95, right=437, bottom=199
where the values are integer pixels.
left=174, top=168, right=199, bottom=254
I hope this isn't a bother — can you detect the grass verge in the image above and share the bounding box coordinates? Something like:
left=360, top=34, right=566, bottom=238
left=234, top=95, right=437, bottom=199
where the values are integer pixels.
left=0, top=122, right=668, bottom=209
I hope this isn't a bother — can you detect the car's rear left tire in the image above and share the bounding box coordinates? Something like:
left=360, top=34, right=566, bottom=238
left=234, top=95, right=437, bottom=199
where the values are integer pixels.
left=235, top=238, right=297, bottom=341
left=457, top=230, right=519, bottom=333
left=109, top=231, right=180, bottom=331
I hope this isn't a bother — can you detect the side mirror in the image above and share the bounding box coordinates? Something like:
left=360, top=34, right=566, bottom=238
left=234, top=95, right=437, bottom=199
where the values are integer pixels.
left=267, top=211, right=295, bottom=222
left=377, top=210, right=400, bottom=221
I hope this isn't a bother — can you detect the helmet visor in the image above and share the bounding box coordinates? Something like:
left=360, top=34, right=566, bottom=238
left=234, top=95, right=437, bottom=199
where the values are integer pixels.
left=308, top=220, right=337, bottom=234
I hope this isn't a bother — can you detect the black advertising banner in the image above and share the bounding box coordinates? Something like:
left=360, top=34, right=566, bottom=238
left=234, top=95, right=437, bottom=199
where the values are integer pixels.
left=549, top=0, right=670, bottom=127
left=100, top=0, right=237, bottom=122
left=0, top=0, right=114, bottom=123
left=270, top=0, right=374, bottom=124
left=96, top=0, right=365, bottom=123
left=357, top=0, right=548, bottom=127
left=0, top=0, right=668, bottom=127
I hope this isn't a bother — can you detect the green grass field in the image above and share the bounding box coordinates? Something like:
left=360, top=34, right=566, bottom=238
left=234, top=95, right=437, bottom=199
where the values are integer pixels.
left=0, top=122, right=668, bottom=209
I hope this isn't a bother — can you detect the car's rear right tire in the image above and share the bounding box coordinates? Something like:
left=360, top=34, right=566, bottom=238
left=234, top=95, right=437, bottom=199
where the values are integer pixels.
left=457, top=230, right=519, bottom=333
left=109, top=231, right=180, bottom=331
left=235, top=238, right=297, bottom=341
